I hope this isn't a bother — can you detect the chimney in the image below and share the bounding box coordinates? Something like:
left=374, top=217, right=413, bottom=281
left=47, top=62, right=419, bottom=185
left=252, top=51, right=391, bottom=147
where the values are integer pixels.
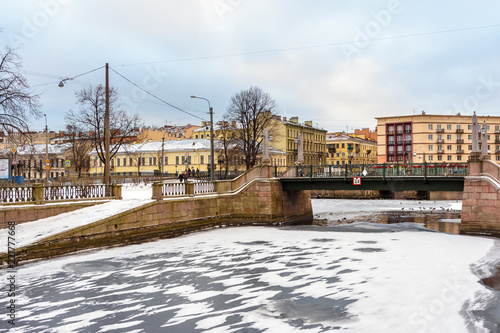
left=201, top=121, right=207, bottom=127
left=290, top=117, right=299, bottom=124
left=305, top=121, right=313, bottom=127
left=283, top=117, right=287, bottom=122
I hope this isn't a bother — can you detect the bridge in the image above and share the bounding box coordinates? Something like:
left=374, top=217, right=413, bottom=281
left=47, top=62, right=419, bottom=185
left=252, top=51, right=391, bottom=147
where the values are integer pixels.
left=276, top=163, right=467, bottom=192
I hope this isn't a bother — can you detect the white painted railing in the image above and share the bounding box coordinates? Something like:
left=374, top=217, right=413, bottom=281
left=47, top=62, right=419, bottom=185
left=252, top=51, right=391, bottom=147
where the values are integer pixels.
left=193, top=181, right=215, bottom=194
left=162, top=183, right=186, bottom=196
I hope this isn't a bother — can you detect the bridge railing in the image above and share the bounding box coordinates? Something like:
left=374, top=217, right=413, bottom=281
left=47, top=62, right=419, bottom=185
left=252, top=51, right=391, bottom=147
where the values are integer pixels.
left=275, top=163, right=468, bottom=178
left=0, top=183, right=118, bottom=204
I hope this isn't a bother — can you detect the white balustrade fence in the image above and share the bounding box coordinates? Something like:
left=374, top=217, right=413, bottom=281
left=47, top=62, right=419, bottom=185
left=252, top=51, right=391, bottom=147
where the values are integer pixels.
left=193, top=181, right=215, bottom=194
left=162, top=183, right=186, bottom=196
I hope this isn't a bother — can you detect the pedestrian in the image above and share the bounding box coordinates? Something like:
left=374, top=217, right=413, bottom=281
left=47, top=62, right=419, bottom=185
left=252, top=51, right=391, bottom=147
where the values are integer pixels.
left=178, top=171, right=184, bottom=183
left=196, top=168, right=200, bottom=177
left=183, top=170, right=188, bottom=182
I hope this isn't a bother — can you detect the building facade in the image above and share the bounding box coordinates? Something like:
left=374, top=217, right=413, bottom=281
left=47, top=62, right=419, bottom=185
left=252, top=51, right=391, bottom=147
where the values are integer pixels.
left=326, top=133, right=377, bottom=165
left=88, top=139, right=286, bottom=176
left=376, top=112, right=500, bottom=163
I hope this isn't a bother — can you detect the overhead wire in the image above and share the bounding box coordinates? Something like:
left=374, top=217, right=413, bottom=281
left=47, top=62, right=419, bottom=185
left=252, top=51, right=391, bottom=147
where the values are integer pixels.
left=109, top=67, right=206, bottom=121
left=116, top=24, right=500, bottom=67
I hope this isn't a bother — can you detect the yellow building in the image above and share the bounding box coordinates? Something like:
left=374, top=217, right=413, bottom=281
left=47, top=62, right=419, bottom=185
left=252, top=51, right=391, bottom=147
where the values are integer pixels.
left=376, top=112, right=500, bottom=163
left=192, top=116, right=327, bottom=166
left=88, top=138, right=287, bottom=176
left=269, top=116, right=327, bottom=165
left=326, top=133, right=377, bottom=165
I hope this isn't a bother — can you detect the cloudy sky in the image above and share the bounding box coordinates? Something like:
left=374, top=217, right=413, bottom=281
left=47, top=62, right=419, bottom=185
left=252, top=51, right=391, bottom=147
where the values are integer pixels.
left=1, top=0, right=500, bottom=133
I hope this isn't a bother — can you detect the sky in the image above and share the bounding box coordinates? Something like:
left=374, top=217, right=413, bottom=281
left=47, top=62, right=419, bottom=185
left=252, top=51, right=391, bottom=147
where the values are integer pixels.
left=1, top=0, right=500, bottom=133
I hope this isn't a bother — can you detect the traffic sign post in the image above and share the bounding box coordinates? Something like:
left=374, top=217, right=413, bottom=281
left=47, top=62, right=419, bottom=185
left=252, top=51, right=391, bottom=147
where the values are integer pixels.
left=353, top=177, right=361, bottom=185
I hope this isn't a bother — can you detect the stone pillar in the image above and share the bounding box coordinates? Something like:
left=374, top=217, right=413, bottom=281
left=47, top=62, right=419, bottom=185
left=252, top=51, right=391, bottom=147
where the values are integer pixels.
left=186, top=181, right=194, bottom=197
left=112, top=184, right=123, bottom=200
left=32, top=183, right=45, bottom=205
left=262, top=128, right=270, bottom=164
left=469, top=111, right=481, bottom=163
left=151, top=182, right=163, bottom=200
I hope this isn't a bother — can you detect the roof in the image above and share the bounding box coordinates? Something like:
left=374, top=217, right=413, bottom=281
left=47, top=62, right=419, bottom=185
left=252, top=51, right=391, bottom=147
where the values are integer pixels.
left=1, top=143, right=72, bottom=156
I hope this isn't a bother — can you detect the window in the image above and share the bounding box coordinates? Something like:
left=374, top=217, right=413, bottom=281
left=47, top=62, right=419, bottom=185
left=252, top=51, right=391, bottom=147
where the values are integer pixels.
left=437, top=124, right=442, bottom=130
left=129, top=158, right=133, bottom=166
left=457, top=125, right=461, bottom=130
left=468, top=135, right=472, bottom=140
left=428, top=134, right=433, bottom=140
left=428, top=155, right=433, bottom=161
left=396, top=125, right=403, bottom=134
left=388, top=146, right=394, bottom=154
left=457, top=155, right=462, bottom=161
left=437, top=155, right=442, bottom=161
left=428, top=145, right=433, bottom=151
left=447, top=155, right=452, bottom=161
left=388, top=136, right=394, bottom=144
left=447, top=145, right=452, bottom=151
left=447, top=135, right=452, bottom=140
left=397, top=146, right=403, bottom=153
left=405, top=124, right=412, bottom=133
left=428, top=124, right=433, bottom=130
left=397, top=136, right=403, bottom=144
left=342, top=143, right=345, bottom=148
left=437, top=134, right=442, bottom=141
left=176, top=156, right=179, bottom=165
left=387, top=125, right=394, bottom=133
left=123, top=158, right=127, bottom=166
left=149, top=157, right=153, bottom=166
left=447, top=125, right=452, bottom=130
left=117, top=158, right=120, bottom=166
left=141, top=157, right=145, bottom=166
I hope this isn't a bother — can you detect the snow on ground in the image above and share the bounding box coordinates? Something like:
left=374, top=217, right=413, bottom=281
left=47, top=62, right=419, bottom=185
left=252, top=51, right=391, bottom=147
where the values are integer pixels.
left=0, top=183, right=154, bottom=253
left=11, top=226, right=500, bottom=332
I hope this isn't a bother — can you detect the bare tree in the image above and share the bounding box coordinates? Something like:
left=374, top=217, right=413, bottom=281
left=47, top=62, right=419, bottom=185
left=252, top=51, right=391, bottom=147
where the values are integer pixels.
left=65, top=84, right=142, bottom=167
left=0, top=48, right=41, bottom=133
left=64, top=121, right=92, bottom=177
left=225, top=86, right=278, bottom=170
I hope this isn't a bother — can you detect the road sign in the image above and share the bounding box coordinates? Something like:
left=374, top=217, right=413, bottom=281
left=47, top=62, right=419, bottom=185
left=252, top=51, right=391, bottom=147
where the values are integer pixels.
left=11, top=158, right=17, bottom=165
left=12, top=147, right=16, bottom=154
left=46, top=165, right=50, bottom=170
left=353, top=177, right=361, bottom=185
left=65, top=160, right=71, bottom=167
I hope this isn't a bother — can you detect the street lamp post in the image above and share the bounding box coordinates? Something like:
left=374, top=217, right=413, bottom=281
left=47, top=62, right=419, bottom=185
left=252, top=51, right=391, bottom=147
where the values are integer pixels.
left=44, top=113, right=49, bottom=182
left=190, top=95, right=214, bottom=181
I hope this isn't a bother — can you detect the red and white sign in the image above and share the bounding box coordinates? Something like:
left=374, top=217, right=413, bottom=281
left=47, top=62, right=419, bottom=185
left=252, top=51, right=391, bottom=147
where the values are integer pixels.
left=353, top=177, right=361, bottom=185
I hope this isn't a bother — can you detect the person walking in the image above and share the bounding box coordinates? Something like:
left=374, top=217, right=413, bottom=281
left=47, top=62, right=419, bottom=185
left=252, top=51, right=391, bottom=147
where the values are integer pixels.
left=178, top=171, right=184, bottom=183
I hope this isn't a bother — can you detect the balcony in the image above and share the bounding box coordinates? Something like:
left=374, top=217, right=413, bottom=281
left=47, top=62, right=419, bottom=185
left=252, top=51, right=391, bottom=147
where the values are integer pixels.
left=437, top=139, right=444, bottom=144
left=456, top=139, right=464, bottom=144
left=456, top=149, right=464, bottom=154
left=387, top=131, right=394, bottom=135
left=437, top=149, right=444, bottom=154
left=404, top=140, right=412, bottom=144
left=456, top=129, right=464, bottom=134
left=495, top=129, right=500, bottom=134
left=404, top=129, right=412, bottom=134
left=436, top=129, right=445, bottom=133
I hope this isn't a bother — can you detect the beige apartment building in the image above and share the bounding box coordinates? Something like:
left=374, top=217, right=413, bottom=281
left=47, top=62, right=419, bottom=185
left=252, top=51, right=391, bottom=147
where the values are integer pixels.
left=376, top=112, right=500, bottom=164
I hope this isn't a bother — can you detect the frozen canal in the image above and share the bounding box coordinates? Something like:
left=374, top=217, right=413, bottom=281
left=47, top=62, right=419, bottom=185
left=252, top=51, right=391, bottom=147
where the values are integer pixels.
left=3, top=199, right=500, bottom=332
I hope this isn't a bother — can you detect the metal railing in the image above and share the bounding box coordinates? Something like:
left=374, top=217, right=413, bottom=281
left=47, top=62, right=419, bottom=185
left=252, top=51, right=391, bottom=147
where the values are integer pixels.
left=1, top=184, right=116, bottom=204
left=44, top=185, right=112, bottom=201
left=0, top=186, right=33, bottom=203
left=275, top=163, right=469, bottom=178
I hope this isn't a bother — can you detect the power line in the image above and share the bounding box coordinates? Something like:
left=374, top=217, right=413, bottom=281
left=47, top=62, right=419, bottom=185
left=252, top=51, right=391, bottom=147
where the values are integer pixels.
left=117, top=24, right=500, bottom=67
left=30, top=65, right=105, bottom=87
left=109, top=67, right=206, bottom=121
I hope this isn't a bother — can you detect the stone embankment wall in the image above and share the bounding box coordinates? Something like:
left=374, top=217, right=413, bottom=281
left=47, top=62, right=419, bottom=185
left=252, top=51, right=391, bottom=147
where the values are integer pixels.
left=2, top=166, right=312, bottom=264
left=461, top=159, right=500, bottom=237
left=0, top=202, right=106, bottom=228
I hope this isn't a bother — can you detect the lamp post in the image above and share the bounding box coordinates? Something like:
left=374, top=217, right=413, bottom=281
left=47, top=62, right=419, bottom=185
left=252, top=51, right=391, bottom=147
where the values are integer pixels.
left=44, top=113, right=49, bottom=182
left=190, top=96, right=214, bottom=181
